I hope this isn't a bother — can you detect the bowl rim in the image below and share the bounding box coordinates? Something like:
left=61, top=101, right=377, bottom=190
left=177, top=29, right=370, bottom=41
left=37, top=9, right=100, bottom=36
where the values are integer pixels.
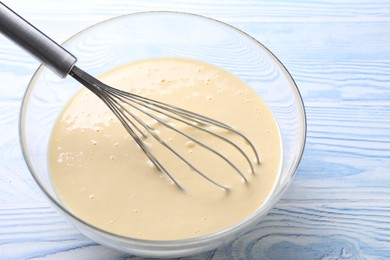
left=19, top=10, right=307, bottom=250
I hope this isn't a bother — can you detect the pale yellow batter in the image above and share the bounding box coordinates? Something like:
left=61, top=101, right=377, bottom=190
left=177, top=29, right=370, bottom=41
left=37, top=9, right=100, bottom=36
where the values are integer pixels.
left=49, top=58, right=282, bottom=240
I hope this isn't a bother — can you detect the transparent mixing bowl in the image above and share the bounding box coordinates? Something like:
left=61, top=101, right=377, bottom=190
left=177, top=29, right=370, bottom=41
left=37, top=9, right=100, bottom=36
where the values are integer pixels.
left=20, top=12, right=306, bottom=258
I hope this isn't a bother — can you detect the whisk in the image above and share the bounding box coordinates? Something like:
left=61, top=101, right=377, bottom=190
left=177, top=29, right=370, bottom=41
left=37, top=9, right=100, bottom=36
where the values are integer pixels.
left=0, top=3, right=259, bottom=190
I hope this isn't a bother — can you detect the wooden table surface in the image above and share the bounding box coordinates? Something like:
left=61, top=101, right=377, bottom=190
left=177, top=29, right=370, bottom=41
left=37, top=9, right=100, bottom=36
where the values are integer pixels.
left=1, top=0, right=389, bottom=259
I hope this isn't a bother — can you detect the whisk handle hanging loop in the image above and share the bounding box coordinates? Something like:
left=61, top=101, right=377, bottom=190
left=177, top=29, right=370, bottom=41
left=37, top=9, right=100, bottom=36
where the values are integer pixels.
left=0, top=3, right=77, bottom=78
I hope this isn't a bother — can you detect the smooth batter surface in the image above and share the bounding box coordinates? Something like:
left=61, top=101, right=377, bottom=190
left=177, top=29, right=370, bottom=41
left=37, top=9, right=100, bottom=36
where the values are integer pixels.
left=49, top=58, right=282, bottom=240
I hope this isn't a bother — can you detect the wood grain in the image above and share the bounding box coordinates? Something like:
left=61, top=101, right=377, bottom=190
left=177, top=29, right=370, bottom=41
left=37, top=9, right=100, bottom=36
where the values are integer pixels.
left=0, top=0, right=389, bottom=259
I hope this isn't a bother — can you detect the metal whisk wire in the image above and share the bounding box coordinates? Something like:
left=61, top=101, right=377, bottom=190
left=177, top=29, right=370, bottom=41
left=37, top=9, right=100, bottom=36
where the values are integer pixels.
left=70, top=66, right=260, bottom=190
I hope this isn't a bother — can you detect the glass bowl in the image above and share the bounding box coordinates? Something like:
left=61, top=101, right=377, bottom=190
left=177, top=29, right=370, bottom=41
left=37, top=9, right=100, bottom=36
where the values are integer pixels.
left=20, top=12, right=306, bottom=258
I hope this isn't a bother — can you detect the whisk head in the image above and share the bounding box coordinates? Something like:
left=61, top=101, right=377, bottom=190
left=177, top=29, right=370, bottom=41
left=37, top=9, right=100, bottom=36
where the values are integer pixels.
left=70, top=66, right=260, bottom=191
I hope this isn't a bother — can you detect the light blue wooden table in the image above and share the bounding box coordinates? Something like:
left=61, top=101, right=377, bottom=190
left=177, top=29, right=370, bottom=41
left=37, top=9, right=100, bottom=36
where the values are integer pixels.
left=1, top=0, right=389, bottom=259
